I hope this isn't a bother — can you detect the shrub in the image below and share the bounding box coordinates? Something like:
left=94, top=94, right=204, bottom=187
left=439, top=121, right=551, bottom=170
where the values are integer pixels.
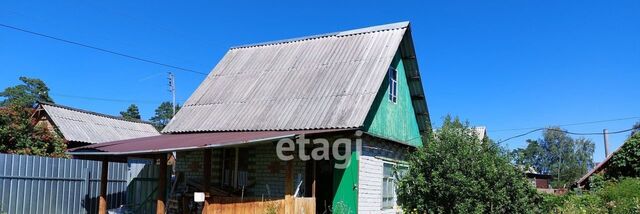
left=397, top=116, right=540, bottom=213
left=0, top=104, right=67, bottom=157
left=542, top=178, right=640, bottom=213
left=597, top=178, right=640, bottom=213
left=556, top=194, right=607, bottom=214
left=539, top=194, right=567, bottom=213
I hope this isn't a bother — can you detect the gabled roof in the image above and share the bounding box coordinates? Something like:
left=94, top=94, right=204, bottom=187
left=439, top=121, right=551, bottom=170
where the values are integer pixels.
left=164, top=22, right=430, bottom=134
left=575, top=132, right=639, bottom=187
left=38, top=102, right=160, bottom=144
left=576, top=143, right=623, bottom=187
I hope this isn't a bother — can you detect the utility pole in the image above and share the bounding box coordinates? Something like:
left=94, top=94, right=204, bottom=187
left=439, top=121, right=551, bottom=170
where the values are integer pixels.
left=168, top=72, right=176, bottom=116
left=168, top=72, right=177, bottom=175
left=603, top=129, right=610, bottom=157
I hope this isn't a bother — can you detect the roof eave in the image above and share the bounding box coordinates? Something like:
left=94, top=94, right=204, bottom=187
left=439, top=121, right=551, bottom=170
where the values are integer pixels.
left=398, top=25, right=432, bottom=134
left=69, top=133, right=297, bottom=156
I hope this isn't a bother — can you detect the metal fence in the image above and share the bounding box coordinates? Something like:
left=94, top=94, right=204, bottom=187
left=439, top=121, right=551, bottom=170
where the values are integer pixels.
left=0, top=153, right=159, bottom=214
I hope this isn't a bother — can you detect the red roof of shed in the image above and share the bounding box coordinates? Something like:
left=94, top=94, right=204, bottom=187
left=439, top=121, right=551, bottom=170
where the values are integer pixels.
left=68, top=129, right=353, bottom=155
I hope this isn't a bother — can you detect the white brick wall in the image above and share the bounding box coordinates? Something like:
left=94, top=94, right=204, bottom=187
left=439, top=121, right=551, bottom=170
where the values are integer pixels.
left=175, top=144, right=305, bottom=198
left=249, top=143, right=306, bottom=197
left=358, top=138, right=408, bottom=214
left=175, top=149, right=221, bottom=183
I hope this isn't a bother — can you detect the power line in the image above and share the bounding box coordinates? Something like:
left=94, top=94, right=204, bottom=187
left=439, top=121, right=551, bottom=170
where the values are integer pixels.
left=490, top=116, right=640, bottom=132
left=497, top=127, right=635, bottom=144
left=0, top=23, right=208, bottom=75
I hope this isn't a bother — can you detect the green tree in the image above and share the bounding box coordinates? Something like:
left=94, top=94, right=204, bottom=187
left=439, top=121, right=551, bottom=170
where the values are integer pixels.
left=397, top=116, right=540, bottom=213
left=0, top=76, right=53, bottom=107
left=512, top=139, right=545, bottom=169
left=149, top=101, right=180, bottom=131
left=120, top=104, right=141, bottom=120
left=512, top=127, right=594, bottom=188
left=0, top=104, right=67, bottom=157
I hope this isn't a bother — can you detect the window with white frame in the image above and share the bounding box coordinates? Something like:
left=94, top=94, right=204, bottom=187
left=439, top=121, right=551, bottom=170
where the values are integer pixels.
left=382, top=163, right=408, bottom=210
left=388, top=67, right=398, bottom=103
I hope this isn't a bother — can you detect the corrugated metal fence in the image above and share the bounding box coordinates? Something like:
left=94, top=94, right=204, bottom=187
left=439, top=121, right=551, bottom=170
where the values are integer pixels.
left=0, top=153, right=159, bottom=214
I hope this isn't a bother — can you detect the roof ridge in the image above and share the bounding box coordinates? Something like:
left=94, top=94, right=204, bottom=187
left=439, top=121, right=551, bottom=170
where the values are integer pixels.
left=37, top=101, right=155, bottom=125
left=230, top=21, right=410, bottom=49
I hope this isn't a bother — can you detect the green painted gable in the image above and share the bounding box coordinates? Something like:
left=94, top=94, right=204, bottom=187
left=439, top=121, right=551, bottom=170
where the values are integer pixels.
left=363, top=50, right=423, bottom=147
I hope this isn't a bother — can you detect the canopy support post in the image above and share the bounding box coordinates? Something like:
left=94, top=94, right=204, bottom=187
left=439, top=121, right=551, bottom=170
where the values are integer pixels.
left=98, top=159, right=108, bottom=214
left=156, top=154, right=167, bottom=214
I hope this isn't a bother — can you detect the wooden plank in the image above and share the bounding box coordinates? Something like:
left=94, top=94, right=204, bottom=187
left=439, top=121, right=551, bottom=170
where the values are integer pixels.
left=285, top=160, right=293, bottom=214
left=98, top=159, right=108, bottom=214
left=204, top=197, right=315, bottom=214
left=312, top=160, right=316, bottom=198
left=285, top=161, right=293, bottom=195
left=157, top=154, right=167, bottom=214
left=203, top=149, right=212, bottom=214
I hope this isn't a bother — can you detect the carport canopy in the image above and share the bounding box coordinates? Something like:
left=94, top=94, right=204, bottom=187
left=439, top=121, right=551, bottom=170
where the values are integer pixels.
left=68, top=128, right=353, bottom=160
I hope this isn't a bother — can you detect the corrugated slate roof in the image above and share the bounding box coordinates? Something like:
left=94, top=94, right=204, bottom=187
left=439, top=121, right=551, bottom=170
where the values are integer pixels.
left=164, top=22, right=415, bottom=133
left=40, top=103, right=160, bottom=144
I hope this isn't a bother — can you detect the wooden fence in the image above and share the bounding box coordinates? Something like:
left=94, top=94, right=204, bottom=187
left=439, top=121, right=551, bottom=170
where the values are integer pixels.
left=206, top=196, right=315, bottom=214
left=0, top=153, right=159, bottom=214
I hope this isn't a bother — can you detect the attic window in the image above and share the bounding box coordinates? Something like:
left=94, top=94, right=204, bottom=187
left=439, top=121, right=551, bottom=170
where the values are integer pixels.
left=388, top=67, right=398, bottom=103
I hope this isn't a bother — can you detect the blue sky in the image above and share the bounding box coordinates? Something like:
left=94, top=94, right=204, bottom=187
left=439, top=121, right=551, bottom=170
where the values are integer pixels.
left=1, top=0, right=638, bottom=162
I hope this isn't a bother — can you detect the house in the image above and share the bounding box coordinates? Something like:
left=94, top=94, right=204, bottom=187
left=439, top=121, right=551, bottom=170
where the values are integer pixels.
left=70, top=21, right=430, bottom=214
left=473, top=126, right=487, bottom=140
left=34, top=102, right=160, bottom=148
left=526, top=172, right=552, bottom=189
left=523, top=167, right=554, bottom=194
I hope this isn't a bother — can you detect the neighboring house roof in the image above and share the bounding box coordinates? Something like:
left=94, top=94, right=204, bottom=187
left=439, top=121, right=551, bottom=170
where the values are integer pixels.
left=525, top=173, right=553, bottom=180
left=473, top=126, right=487, bottom=140
left=576, top=134, right=637, bottom=187
left=576, top=145, right=622, bottom=187
left=164, top=21, right=430, bottom=134
left=38, top=102, right=160, bottom=144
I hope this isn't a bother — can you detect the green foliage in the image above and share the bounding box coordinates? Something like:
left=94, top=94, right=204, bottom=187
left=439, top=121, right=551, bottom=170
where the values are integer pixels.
left=555, top=193, right=607, bottom=214
left=597, top=178, right=640, bottom=213
left=511, top=127, right=595, bottom=188
left=538, top=193, right=568, bottom=213
left=120, top=104, right=141, bottom=120
left=0, top=76, right=53, bottom=107
left=589, top=174, right=606, bottom=191
left=511, top=139, right=545, bottom=169
left=632, top=121, right=640, bottom=136
left=607, top=133, right=640, bottom=179
left=541, top=178, right=640, bottom=213
left=332, top=201, right=352, bottom=214
left=397, top=115, right=540, bottom=213
left=149, top=101, right=180, bottom=131
left=0, top=104, right=67, bottom=157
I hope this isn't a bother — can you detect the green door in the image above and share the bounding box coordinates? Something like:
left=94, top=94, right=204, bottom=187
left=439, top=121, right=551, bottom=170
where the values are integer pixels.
left=332, top=149, right=358, bottom=214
